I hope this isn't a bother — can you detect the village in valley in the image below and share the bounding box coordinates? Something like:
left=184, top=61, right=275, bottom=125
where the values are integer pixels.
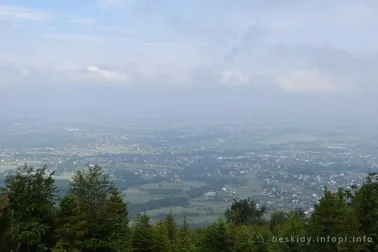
left=0, top=120, right=375, bottom=226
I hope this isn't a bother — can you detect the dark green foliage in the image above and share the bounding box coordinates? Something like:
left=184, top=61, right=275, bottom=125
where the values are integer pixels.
left=1, top=163, right=378, bottom=252
left=69, top=165, right=130, bottom=251
left=225, top=197, right=266, bottom=226
left=0, top=193, right=16, bottom=251
left=53, top=194, right=86, bottom=252
left=132, top=213, right=154, bottom=252
left=164, top=211, right=176, bottom=245
left=174, top=217, right=196, bottom=252
left=348, top=173, right=378, bottom=251
left=269, top=211, right=288, bottom=232
left=231, top=225, right=255, bottom=252
left=306, top=188, right=349, bottom=252
left=0, top=164, right=57, bottom=251
left=269, top=212, right=306, bottom=252
left=152, top=221, right=171, bottom=252
left=201, top=217, right=234, bottom=252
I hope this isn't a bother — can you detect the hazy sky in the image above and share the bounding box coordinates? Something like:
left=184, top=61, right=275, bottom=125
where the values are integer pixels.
left=1, top=0, right=378, bottom=122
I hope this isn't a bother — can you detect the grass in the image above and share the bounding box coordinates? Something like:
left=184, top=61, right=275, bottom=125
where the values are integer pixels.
left=113, top=163, right=169, bottom=172
left=245, top=172, right=264, bottom=188
left=123, top=188, right=166, bottom=203
left=126, top=194, right=166, bottom=204
left=147, top=205, right=223, bottom=225
left=102, top=146, right=156, bottom=155
left=147, top=206, right=205, bottom=216
left=138, top=181, right=207, bottom=191
left=204, top=133, right=323, bottom=151
left=189, top=201, right=230, bottom=214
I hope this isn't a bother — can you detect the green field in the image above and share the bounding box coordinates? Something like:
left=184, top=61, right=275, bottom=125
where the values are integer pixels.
left=138, top=181, right=206, bottom=191
left=124, top=188, right=166, bottom=203
left=124, top=180, right=208, bottom=204
left=113, top=163, right=178, bottom=172
left=201, top=133, right=325, bottom=151
left=146, top=206, right=205, bottom=216
left=102, top=146, right=157, bottom=155
left=146, top=203, right=227, bottom=225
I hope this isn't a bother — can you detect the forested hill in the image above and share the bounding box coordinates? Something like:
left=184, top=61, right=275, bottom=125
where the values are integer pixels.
left=0, top=164, right=377, bottom=251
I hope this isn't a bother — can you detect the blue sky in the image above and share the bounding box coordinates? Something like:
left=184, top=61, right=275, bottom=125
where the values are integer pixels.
left=1, top=0, right=378, bottom=120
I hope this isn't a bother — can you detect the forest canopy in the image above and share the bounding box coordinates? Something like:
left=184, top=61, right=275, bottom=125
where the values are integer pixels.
left=0, top=164, right=377, bottom=251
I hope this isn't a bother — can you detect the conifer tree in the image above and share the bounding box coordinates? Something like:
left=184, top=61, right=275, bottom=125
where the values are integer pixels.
left=349, top=173, right=378, bottom=250
left=191, top=228, right=206, bottom=251
left=164, top=211, right=177, bottom=246
left=1, top=164, right=57, bottom=251
left=175, top=217, right=196, bottom=252
left=225, top=197, right=266, bottom=226
left=306, top=188, right=348, bottom=252
left=231, top=225, right=255, bottom=252
left=132, top=213, right=154, bottom=252
left=201, top=217, right=233, bottom=252
left=3, top=161, right=378, bottom=252
left=337, top=203, right=366, bottom=252
left=0, top=192, right=19, bottom=251
left=269, top=212, right=306, bottom=252
left=53, top=194, right=86, bottom=252
left=269, top=211, right=288, bottom=232
left=104, top=185, right=131, bottom=251
left=152, top=220, right=171, bottom=252
left=69, top=165, right=130, bottom=251
left=249, top=224, right=271, bottom=252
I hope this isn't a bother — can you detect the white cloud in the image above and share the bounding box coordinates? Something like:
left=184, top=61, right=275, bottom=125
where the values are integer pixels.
left=46, top=34, right=104, bottom=43
left=1, top=0, right=378, bottom=96
left=67, top=18, right=96, bottom=24
left=0, top=5, right=51, bottom=22
left=274, top=69, right=336, bottom=93
left=39, top=63, right=130, bottom=86
left=86, top=65, right=129, bottom=83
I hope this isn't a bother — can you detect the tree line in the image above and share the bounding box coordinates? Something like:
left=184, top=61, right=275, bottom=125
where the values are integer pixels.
left=0, top=164, right=377, bottom=251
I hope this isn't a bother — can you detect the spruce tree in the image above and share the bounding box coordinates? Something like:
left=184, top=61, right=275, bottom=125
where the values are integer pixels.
left=225, top=198, right=265, bottom=226
left=269, top=211, right=289, bottom=232
left=164, top=211, right=177, bottom=247
left=349, top=173, right=378, bottom=251
left=175, top=217, right=196, bottom=252
left=269, top=212, right=306, bottom=252
left=104, top=185, right=131, bottom=251
left=53, top=194, right=86, bottom=252
left=1, top=164, right=57, bottom=251
left=306, top=188, right=348, bottom=252
left=69, top=165, right=130, bottom=251
left=132, top=213, right=154, bottom=252
left=231, top=224, right=255, bottom=252
left=0, top=192, right=19, bottom=251
left=201, top=217, right=233, bottom=252
left=152, top=220, right=171, bottom=252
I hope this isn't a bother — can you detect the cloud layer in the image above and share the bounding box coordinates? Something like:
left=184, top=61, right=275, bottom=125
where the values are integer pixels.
left=1, top=0, right=378, bottom=120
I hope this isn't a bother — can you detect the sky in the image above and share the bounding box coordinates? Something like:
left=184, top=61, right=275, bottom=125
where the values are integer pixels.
left=1, top=0, right=378, bottom=124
